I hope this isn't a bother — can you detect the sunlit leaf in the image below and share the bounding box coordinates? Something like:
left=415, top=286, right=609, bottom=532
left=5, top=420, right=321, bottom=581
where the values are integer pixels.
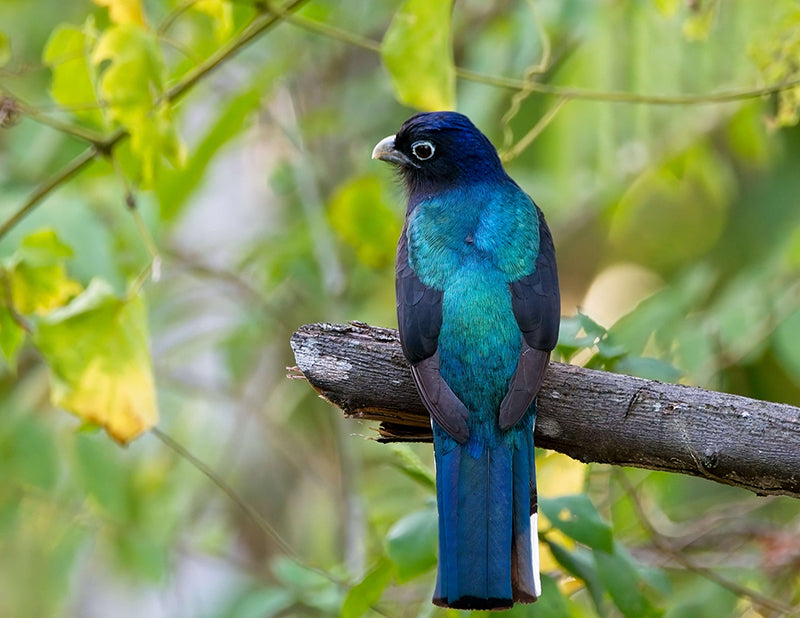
left=93, top=0, right=145, bottom=26
left=4, top=229, right=83, bottom=316
left=652, top=0, right=679, bottom=17
left=750, top=9, right=800, bottom=127
left=42, top=21, right=104, bottom=127
left=92, top=23, right=184, bottom=185
left=0, top=32, right=11, bottom=67
left=328, top=176, right=402, bottom=268
left=341, top=558, right=393, bottom=618
left=386, top=507, right=438, bottom=581
left=381, top=0, right=455, bottom=111
left=539, top=494, right=614, bottom=553
left=8, top=262, right=82, bottom=315
left=34, top=279, right=158, bottom=444
left=193, top=0, right=234, bottom=42
left=682, top=5, right=716, bottom=41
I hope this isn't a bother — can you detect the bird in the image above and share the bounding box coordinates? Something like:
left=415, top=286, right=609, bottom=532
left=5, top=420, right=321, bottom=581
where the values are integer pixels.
left=372, top=111, right=560, bottom=610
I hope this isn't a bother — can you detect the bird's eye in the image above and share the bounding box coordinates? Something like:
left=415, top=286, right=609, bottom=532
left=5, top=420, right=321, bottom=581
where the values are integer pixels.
left=411, top=140, right=435, bottom=161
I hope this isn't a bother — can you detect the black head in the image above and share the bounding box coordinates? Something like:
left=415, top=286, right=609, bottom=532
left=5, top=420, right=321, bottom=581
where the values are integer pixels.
left=372, top=112, right=507, bottom=196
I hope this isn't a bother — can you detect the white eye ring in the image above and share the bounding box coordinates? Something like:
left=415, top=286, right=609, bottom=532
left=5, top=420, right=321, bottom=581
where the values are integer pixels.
left=411, top=140, right=435, bottom=161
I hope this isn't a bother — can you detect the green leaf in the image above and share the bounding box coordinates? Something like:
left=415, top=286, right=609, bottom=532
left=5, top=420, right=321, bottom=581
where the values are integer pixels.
left=341, top=558, right=393, bottom=618
left=219, top=587, right=294, bottom=618
left=328, top=176, right=402, bottom=268
left=1, top=416, right=59, bottom=491
left=73, top=432, right=130, bottom=519
left=0, top=32, right=11, bottom=67
left=594, top=544, right=663, bottom=618
left=33, top=279, right=159, bottom=444
left=42, top=21, right=104, bottom=127
left=388, top=444, right=436, bottom=491
left=0, top=308, right=25, bottom=370
left=156, top=88, right=262, bottom=221
left=774, top=309, right=800, bottom=382
left=545, top=539, right=606, bottom=616
left=92, top=23, right=184, bottom=185
left=492, top=574, right=577, bottom=617
left=271, top=557, right=342, bottom=613
left=380, top=0, right=456, bottom=111
left=612, top=356, right=682, bottom=382
left=539, top=494, right=614, bottom=553
left=386, top=507, right=438, bottom=581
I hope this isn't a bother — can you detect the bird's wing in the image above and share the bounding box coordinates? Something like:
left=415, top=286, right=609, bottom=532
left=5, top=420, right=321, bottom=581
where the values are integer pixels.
left=499, top=205, right=560, bottom=430
left=396, top=226, right=470, bottom=443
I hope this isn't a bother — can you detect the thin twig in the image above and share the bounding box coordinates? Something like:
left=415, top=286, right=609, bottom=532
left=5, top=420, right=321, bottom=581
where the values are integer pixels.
left=500, top=96, right=569, bottom=162
left=455, top=67, right=800, bottom=105
left=614, top=469, right=795, bottom=616
left=164, top=0, right=308, bottom=104
left=151, top=427, right=300, bottom=558
left=0, top=0, right=308, bottom=243
left=500, top=0, right=552, bottom=151
left=281, top=12, right=800, bottom=106
left=0, top=146, right=99, bottom=241
left=0, top=92, right=107, bottom=145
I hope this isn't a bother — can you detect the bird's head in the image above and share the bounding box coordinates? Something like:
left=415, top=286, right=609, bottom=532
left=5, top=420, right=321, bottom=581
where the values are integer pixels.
left=372, top=112, right=507, bottom=197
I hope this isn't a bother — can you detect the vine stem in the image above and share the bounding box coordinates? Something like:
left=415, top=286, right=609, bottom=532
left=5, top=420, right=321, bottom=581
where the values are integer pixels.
left=282, top=12, right=800, bottom=106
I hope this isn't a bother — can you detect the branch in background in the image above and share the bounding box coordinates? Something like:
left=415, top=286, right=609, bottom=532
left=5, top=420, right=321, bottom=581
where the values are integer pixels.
left=283, top=12, right=800, bottom=106
left=289, top=322, right=800, bottom=500
left=614, top=470, right=793, bottom=616
left=0, top=0, right=309, bottom=242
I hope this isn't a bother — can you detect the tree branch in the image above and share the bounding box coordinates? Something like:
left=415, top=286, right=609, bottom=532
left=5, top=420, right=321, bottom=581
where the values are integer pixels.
left=289, top=322, right=800, bottom=500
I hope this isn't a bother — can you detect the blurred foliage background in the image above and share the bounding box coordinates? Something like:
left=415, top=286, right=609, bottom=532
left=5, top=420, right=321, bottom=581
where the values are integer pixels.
left=1, top=0, right=800, bottom=616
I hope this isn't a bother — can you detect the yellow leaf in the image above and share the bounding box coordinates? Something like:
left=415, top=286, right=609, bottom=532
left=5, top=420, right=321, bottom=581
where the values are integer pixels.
left=10, top=263, right=82, bottom=315
left=5, top=229, right=83, bottom=315
left=34, top=280, right=158, bottom=444
left=93, top=0, right=145, bottom=25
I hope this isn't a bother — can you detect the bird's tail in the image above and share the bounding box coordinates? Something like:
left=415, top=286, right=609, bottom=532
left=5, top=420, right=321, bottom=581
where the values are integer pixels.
left=432, top=427, right=539, bottom=610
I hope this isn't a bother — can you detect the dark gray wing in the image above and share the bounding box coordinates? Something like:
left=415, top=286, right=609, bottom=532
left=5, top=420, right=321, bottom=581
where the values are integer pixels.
left=396, top=226, right=469, bottom=443
left=499, top=205, right=560, bottom=430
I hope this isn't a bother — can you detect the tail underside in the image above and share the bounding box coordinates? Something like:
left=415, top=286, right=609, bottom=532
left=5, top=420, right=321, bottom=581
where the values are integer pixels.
left=433, top=428, right=539, bottom=610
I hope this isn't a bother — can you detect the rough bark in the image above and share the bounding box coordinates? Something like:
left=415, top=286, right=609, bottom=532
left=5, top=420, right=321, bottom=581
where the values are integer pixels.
left=289, top=321, right=800, bottom=499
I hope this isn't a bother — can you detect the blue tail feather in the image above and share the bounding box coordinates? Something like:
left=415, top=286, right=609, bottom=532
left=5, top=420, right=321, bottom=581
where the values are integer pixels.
left=432, top=421, right=539, bottom=610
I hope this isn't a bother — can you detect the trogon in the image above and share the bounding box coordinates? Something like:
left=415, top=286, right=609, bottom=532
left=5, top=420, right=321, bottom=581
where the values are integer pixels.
left=373, top=112, right=560, bottom=610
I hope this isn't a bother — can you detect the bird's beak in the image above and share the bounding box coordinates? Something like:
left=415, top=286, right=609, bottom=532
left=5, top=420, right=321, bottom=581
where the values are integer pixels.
left=372, top=134, right=413, bottom=166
